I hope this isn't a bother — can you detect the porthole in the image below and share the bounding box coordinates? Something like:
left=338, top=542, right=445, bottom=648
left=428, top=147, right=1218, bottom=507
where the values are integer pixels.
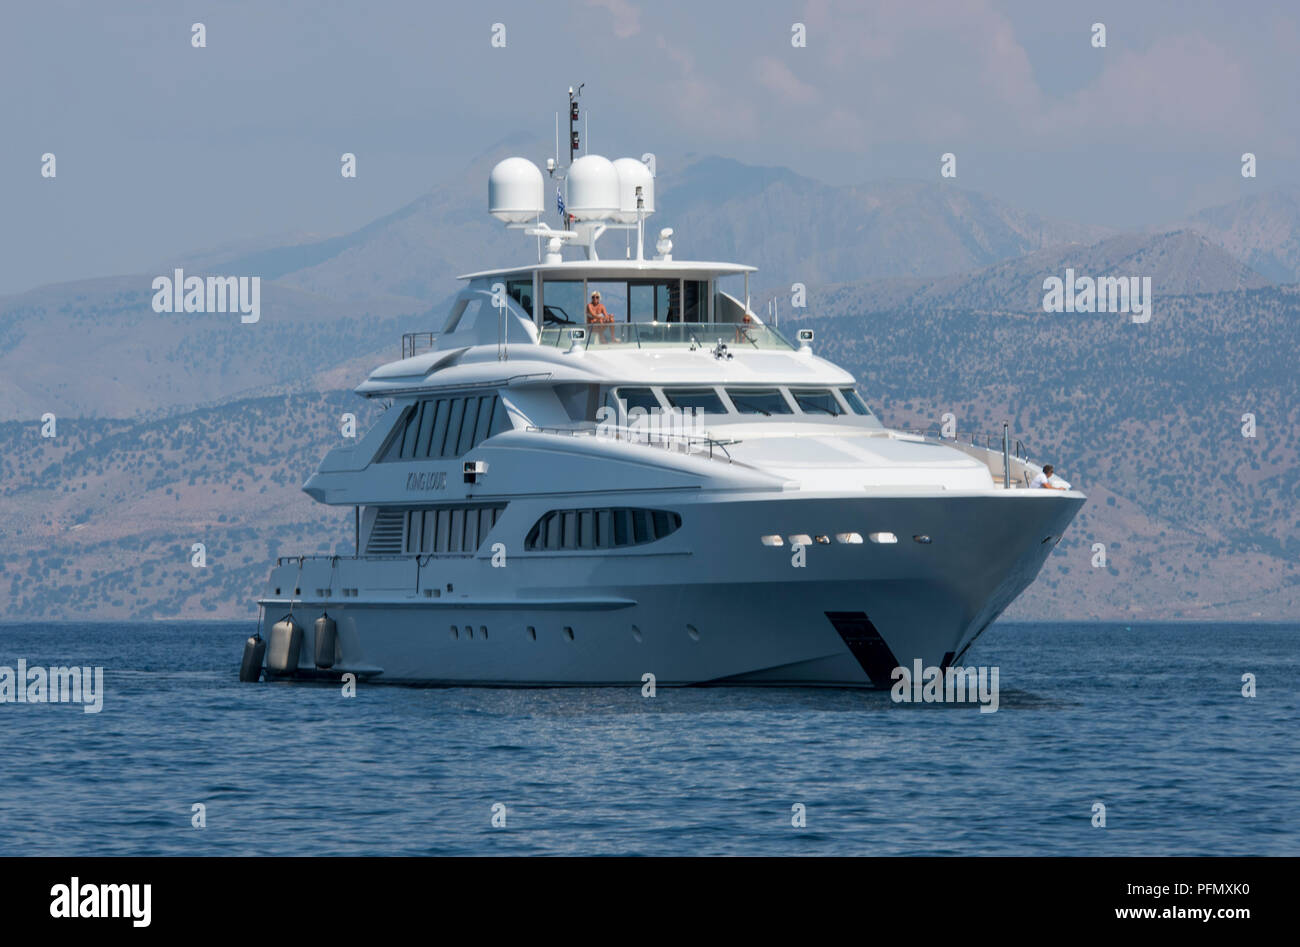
left=912, top=535, right=932, bottom=544
left=464, top=625, right=473, bottom=639
left=835, top=532, right=863, bottom=544
left=868, top=532, right=898, bottom=544
left=563, top=626, right=575, bottom=641
left=450, top=625, right=459, bottom=640
left=631, top=625, right=643, bottom=643
left=814, top=535, right=831, bottom=545
left=527, top=626, right=537, bottom=640
left=760, top=535, right=784, bottom=547
left=788, top=534, right=813, bottom=547
left=480, top=625, right=488, bottom=640
left=686, top=624, right=701, bottom=642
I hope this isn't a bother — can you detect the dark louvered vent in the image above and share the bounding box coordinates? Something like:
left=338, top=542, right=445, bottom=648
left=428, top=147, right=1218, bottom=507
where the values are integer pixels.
left=366, top=509, right=405, bottom=555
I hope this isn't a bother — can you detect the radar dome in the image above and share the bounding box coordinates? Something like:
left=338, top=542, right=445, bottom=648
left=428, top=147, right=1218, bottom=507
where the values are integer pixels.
left=488, top=157, right=544, bottom=223
left=567, top=155, right=620, bottom=221
left=611, top=158, right=655, bottom=223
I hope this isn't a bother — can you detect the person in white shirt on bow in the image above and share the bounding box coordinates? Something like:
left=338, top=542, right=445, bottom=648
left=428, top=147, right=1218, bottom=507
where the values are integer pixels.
left=1029, top=463, right=1070, bottom=490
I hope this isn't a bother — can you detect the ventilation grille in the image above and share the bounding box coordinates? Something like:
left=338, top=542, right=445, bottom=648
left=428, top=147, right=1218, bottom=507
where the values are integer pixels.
left=366, top=509, right=405, bottom=555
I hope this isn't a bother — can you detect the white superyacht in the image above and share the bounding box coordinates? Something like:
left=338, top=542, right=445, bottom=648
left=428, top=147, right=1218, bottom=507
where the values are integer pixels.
left=242, top=105, right=1084, bottom=687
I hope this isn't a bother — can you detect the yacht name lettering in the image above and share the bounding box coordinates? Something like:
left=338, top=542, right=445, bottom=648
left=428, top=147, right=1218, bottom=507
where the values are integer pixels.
left=151, top=268, right=261, bottom=324
left=1042, top=268, right=1151, bottom=322
left=406, top=471, right=448, bottom=491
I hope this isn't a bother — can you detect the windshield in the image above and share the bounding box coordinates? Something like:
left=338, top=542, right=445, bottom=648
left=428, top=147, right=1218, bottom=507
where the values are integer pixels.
left=791, top=388, right=843, bottom=416
left=663, top=388, right=728, bottom=414
left=727, top=388, right=793, bottom=416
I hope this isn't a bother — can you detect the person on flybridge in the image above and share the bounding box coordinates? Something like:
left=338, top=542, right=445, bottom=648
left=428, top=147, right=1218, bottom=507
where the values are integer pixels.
left=586, top=291, right=615, bottom=342
left=1030, top=464, right=1071, bottom=490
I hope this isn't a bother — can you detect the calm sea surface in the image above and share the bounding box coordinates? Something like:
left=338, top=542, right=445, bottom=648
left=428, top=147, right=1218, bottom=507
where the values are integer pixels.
left=0, top=621, right=1295, bottom=856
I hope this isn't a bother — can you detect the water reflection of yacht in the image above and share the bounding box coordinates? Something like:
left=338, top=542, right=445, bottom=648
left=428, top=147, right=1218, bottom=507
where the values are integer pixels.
left=242, top=105, right=1084, bottom=687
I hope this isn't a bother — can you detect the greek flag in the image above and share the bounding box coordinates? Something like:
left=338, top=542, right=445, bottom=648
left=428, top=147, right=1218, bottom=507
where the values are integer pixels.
left=556, top=186, right=565, bottom=217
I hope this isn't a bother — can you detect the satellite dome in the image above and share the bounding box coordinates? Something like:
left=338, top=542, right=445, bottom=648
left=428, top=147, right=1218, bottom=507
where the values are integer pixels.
left=488, top=157, right=544, bottom=223
left=567, top=155, right=620, bottom=221
left=611, top=158, right=655, bottom=224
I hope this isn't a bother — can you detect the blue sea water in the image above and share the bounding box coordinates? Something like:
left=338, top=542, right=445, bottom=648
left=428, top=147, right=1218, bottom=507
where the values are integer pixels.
left=0, top=621, right=1295, bottom=856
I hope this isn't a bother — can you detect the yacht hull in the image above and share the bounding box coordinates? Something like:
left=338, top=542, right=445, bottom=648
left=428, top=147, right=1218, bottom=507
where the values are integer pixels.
left=257, top=491, right=1084, bottom=687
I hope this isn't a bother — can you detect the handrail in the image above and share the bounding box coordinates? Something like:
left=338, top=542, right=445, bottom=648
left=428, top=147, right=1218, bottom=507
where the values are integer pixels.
left=275, top=553, right=471, bottom=567
left=525, top=423, right=735, bottom=463
left=898, top=428, right=1032, bottom=463
left=401, top=332, right=437, bottom=359
left=538, top=321, right=794, bottom=351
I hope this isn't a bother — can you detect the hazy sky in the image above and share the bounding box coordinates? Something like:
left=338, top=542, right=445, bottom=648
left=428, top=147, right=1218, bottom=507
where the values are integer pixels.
left=2, top=0, right=1296, bottom=296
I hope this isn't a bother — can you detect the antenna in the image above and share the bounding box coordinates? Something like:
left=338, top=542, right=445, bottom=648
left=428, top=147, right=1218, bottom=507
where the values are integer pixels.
left=568, top=83, right=584, bottom=164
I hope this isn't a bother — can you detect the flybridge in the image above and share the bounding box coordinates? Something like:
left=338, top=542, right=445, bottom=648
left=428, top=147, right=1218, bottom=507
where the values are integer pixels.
left=402, top=88, right=782, bottom=360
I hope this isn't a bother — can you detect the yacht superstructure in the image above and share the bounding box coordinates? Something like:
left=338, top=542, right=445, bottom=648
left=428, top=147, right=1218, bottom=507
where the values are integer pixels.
left=241, top=106, right=1084, bottom=687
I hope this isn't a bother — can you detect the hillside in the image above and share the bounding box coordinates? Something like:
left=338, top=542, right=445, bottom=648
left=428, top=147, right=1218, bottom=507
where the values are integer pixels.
left=0, top=391, right=385, bottom=619
left=799, top=229, right=1271, bottom=317
left=0, top=276, right=430, bottom=421
left=1180, top=189, right=1300, bottom=284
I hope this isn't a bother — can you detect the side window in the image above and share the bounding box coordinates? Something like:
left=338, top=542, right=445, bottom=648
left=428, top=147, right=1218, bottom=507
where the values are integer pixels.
left=839, top=388, right=876, bottom=417
left=555, top=383, right=601, bottom=422
left=615, top=387, right=661, bottom=413
left=378, top=394, right=504, bottom=461
left=405, top=505, right=505, bottom=554
left=506, top=278, right=533, bottom=316
left=525, top=508, right=682, bottom=550
left=448, top=297, right=483, bottom=333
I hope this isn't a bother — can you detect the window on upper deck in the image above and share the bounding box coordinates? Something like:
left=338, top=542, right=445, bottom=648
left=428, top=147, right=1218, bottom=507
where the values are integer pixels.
left=839, top=388, right=875, bottom=417
left=726, top=388, right=793, bottom=416
left=628, top=281, right=672, bottom=323
left=663, top=388, right=728, bottom=414
left=377, top=394, right=511, bottom=461
left=791, top=388, right=844, bottom=416
left=681, top=280, right=708, bottom=323
left=614, top=387, right=662, bottom=413
left=555, top=383, right=601, bottom=423
left=540, top=280, right=583, bottom=327
left=444, top=296, right=483, bottom=334
left=506, top=278, right=534, bottom=317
